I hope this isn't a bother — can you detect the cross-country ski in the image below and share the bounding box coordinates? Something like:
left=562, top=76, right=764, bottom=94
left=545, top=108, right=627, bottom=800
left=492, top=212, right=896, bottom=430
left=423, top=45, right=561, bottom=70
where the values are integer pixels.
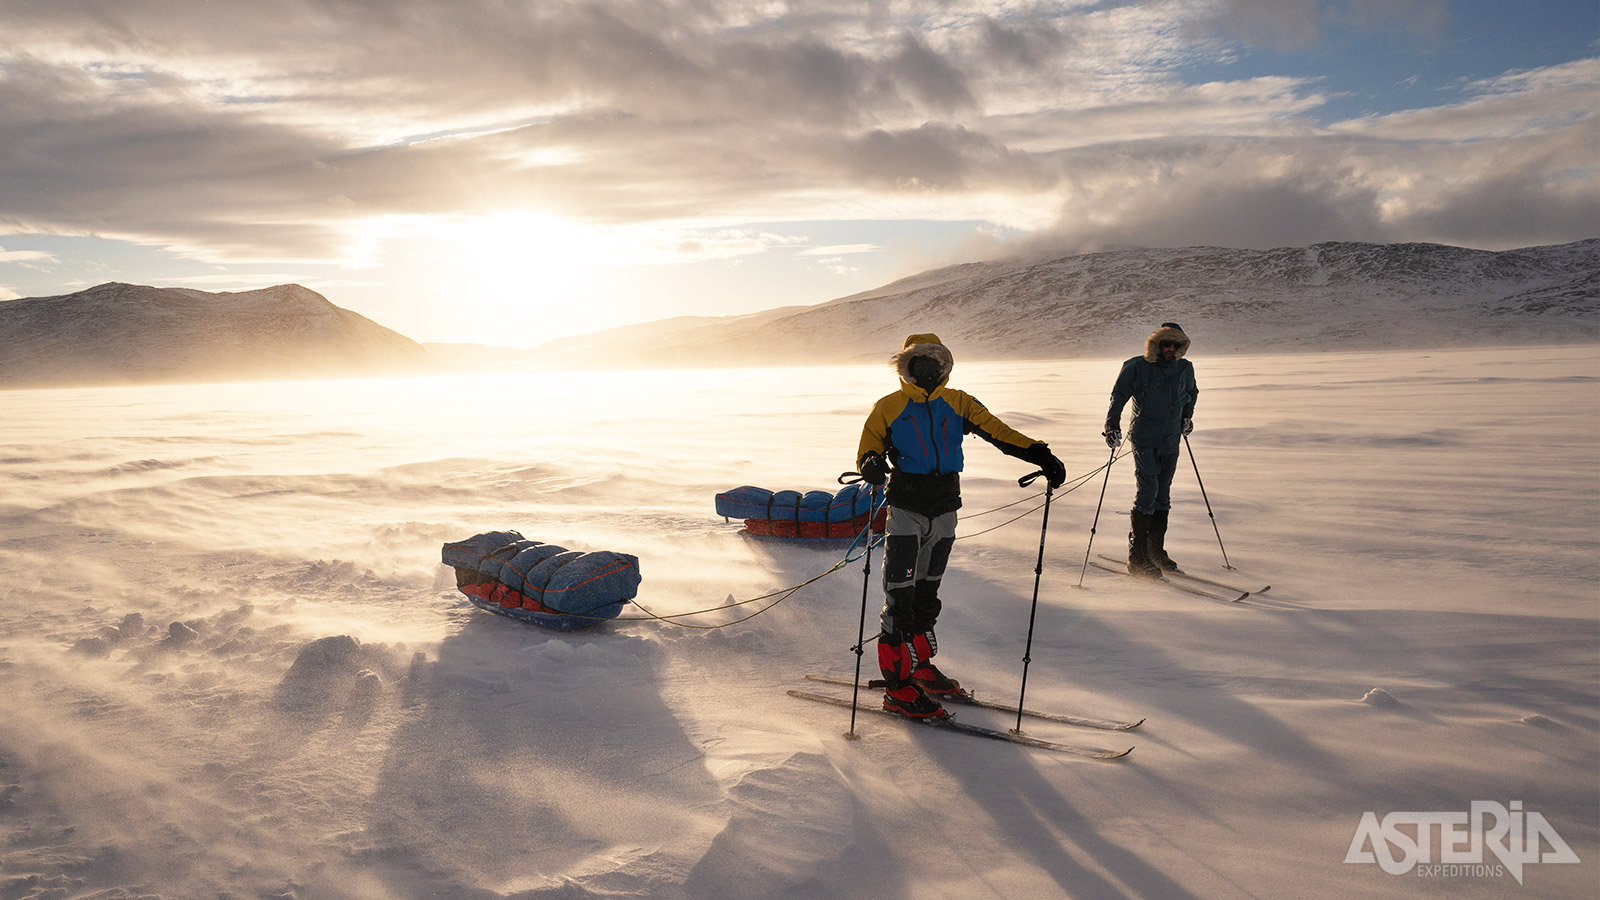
left=803, top=674, right=1144, bottom=730
left=786, top=689, right=1135, bottom=758
left=1096, top=554, right=1268, bottom=596
left=1086, top=559, right=1245, bottom=601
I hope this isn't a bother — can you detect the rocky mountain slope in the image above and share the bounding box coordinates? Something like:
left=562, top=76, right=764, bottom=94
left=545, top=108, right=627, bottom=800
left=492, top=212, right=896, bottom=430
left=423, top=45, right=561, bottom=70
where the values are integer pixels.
left=0, top=282, right=442, bottom=389
left=528, top=239, right=1599, bottom=367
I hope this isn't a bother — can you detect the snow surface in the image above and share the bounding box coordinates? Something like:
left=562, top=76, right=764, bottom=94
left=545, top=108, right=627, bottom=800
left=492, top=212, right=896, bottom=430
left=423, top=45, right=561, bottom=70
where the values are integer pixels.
left=0, top=345, right=1595, bottom=899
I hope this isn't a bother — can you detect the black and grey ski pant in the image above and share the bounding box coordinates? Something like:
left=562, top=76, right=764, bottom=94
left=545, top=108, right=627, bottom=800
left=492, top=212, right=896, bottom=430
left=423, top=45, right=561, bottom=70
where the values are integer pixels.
left=879, top=506, right=957, bottom=638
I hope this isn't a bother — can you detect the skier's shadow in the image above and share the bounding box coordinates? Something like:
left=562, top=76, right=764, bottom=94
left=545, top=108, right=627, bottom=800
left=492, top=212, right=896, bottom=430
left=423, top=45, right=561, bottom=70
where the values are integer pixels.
left=967, top=760, right=1208, bottom=900
left=354, top=604, right=723, bottom=896
left=901, top=564, right=1350, bottom=900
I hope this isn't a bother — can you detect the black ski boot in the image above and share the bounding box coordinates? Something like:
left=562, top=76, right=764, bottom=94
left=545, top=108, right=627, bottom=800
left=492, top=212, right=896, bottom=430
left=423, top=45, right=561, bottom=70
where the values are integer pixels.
left=882, top=685, right=950, bottom=719
left=1149, top=509, right=1181, bottom=573
left=911, top=662, right=964, bottom=696
left=1127, top=511, right=1163, bottom=578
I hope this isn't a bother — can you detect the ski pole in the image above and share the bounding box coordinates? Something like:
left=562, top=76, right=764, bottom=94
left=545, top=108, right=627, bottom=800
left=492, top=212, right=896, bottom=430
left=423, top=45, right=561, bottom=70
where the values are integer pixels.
left=1183, top=434, right=1234, bottom=570
left=1076, top=444, right=1119, bottom=588
left=1012, top=470, right=1054, bottom=735
left=837, top=471, right=880, bottom=738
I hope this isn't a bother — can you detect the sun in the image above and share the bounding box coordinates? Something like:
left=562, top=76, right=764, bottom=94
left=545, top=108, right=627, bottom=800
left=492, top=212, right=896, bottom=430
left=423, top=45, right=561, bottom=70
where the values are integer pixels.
left=449, top=211, right=602, bottom=328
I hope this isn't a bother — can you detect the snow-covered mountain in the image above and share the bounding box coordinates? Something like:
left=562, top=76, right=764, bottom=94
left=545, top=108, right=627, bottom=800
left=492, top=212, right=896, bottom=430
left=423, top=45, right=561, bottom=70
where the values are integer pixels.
left=529, top=239, right=1599, bottom=367
left=0, top=282, right=443, bottom=389
left=6, top=241, right=1593, bottom=388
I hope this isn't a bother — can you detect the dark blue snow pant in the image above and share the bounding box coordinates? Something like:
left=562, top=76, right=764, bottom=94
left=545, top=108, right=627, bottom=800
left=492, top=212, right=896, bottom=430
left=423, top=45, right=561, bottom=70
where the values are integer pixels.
left=1132, top=444, right=1180, bottom=514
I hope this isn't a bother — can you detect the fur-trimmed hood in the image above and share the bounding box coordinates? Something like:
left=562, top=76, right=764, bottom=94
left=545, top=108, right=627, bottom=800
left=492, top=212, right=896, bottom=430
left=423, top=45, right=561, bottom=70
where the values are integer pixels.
left=1143, top=324, right=1191, bottom=363
left=891, top=333, right=954, bottom=393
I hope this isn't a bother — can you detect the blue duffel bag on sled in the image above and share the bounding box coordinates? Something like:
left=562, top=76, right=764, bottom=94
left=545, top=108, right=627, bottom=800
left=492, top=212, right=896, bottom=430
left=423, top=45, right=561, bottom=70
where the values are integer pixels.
left=442, top=531, right=640, bottom=631
left=714, top=483, right=885, bottom=539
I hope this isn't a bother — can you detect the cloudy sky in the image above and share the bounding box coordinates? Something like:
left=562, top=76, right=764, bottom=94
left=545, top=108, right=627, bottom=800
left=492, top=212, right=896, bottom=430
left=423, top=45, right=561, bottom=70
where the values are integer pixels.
left=1, top=0, right=1595, bottom=345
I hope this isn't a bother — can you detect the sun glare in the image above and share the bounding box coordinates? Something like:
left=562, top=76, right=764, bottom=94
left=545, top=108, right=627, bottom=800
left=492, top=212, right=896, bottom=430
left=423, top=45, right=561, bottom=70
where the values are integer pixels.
left=454, top=211, right=596, bottom=305
left=404, top=210, right=620, bottom=344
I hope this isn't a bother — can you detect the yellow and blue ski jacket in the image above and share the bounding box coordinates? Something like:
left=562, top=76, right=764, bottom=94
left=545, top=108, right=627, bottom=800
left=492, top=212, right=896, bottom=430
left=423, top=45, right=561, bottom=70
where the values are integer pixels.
left=858, top=334, right=1042, bottom=516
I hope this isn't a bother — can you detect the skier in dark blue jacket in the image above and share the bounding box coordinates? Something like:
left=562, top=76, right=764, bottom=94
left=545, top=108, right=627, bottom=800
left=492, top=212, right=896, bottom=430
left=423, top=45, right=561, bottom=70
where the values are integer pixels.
left=1104, top=323, right=1198, bottom=578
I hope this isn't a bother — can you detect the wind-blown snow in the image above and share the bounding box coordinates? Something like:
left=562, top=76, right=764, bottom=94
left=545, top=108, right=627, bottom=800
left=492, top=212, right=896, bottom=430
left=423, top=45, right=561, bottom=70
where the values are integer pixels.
left=0, top=346, right=1594, bottom=899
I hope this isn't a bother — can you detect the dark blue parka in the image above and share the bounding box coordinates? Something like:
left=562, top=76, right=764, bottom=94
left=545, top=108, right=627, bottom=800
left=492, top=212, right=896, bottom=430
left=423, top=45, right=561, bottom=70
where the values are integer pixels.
left=1105, top=325, right=1198, bottom=450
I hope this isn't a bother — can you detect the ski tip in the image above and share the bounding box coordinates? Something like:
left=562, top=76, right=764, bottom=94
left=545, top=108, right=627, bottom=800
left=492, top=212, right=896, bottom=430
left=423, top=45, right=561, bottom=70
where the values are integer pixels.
left=1120, top=718, right=1147, bottom=730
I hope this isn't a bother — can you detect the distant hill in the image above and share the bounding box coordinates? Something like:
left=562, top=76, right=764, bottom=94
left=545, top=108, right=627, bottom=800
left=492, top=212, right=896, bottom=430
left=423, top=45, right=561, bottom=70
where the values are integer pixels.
left=11, top=240, right=1592, bottom=388
left=0, top=282, right=443, bottom=389
left=523, top=239, right=1599, bottom=368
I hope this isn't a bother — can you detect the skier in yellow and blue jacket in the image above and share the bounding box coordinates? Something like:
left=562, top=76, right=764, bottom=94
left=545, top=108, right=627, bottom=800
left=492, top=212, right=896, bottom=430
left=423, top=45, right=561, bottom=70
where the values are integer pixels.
left=857, top=334, right=1066, bottom=719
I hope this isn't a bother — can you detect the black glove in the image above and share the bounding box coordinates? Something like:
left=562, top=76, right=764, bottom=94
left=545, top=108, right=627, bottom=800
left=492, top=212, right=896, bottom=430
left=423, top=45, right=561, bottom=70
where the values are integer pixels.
left=859, top=452, right=890, bottom=486
left=1182, top=417, right=1194, bottom=436
left=1022, top=443, right=1067, bottom=489
left=1104, top=429, right=1122, bottom=449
